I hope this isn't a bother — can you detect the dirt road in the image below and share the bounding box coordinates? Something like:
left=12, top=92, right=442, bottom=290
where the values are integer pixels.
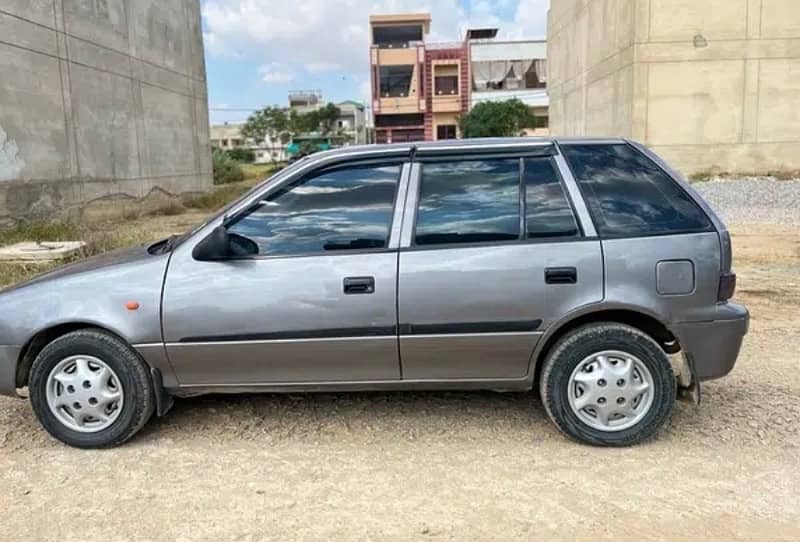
left=1, top=223, right=799, bottom=541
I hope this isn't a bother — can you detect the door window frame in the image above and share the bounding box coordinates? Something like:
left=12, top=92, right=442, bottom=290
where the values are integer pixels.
left=219, top=159, right=413, bottom=261
left=399, top=151, right=596, bottom=252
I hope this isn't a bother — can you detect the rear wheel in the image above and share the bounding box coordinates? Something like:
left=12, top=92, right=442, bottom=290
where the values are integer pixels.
left=29, top=329, right=154, bottom=448
left=540, top=322, right=676, bottom=446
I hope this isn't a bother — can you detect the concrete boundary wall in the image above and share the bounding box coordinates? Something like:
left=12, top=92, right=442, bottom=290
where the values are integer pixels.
left=0, top=0, right=212, bottom=225
left=548, top=0, right=800, bottom=175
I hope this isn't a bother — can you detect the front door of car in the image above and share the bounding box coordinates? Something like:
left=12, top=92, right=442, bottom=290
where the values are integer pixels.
left=162, top=162, right=406, bottom=386
left=397, top=155, right=604, bottom=380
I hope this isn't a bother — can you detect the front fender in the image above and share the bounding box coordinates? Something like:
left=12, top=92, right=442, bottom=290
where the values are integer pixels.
left=0, top=248, right=170, bottom=396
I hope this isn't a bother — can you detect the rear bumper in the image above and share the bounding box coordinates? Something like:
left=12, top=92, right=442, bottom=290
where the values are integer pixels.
left=671, top=303, right=750, bottom=382
left=0, top=345, right=22, bottom=397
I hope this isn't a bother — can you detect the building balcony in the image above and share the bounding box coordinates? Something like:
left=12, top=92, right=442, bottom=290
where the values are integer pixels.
left=431, top=93, right=462, bottom=113
left=376, top=97, right=426, bottom=115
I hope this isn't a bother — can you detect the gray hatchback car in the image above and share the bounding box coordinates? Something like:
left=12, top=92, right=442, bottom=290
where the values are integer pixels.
left=0, top=138, right=748, bottom=448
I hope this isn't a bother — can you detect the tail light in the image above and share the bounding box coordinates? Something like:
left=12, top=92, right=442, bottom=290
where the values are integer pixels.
left=718, top=271, right=737, bottom=302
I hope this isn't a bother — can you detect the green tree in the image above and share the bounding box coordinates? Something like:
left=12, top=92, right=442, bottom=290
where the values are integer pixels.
left=315, top=103, right=341, bottom=135
left=242, top=106, right=290, bottom=164
left=458, top=99, right=535, bottom=138
left=287, top=109, right=317, bottom=135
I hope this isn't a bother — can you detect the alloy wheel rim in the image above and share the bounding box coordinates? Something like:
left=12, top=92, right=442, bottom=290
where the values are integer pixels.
left=567, top=350, right=655, bottom=432
left=45, top=355, right=124, bottom=433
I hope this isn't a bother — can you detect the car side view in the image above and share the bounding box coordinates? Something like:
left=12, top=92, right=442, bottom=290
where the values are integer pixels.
left=0, top=138, right=749, bottom=448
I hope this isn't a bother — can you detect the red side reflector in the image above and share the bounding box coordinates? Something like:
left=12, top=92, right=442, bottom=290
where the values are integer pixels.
left=126, top=301, right=140, bottom=311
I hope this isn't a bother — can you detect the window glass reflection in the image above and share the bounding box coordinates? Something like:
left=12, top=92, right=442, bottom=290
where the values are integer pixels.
left=563, top=144, right=712, bottom=237
left=229, top=165, right=400, bottom=256
left=415, top=160, right=520, bottom=246
left=524, top=158, right=579, bottom=238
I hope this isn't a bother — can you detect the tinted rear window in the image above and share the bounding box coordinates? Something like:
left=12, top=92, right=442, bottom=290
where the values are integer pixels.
left=562, top=144, right=712, bottom=237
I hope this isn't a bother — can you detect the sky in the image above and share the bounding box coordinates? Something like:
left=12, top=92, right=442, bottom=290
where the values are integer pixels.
left=201, top=0, right=550, bottom=125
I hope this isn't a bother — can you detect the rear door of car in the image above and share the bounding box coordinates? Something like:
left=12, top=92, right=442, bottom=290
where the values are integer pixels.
left=396, top=143, right=604, bottom=381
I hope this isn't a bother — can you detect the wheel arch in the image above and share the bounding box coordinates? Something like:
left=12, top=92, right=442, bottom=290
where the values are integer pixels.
left=16, top=322, right=135, bottom=390
left=530, top=306, right=679, bottom=389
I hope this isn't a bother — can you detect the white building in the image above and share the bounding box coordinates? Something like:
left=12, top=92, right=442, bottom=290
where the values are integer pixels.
left=289, top=92, right=370, bottom=145
left=209, top=123, right=288, bottom=164
left=468, top=32, right=549, bottom=135
left=336, top=101, right=370, bottom=145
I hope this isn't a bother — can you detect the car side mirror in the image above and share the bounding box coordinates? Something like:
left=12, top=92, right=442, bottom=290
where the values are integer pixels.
left=193, top=226, right=231, bottom=261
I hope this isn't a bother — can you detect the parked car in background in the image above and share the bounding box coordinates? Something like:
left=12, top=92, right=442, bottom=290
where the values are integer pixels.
left=0, top=138, right=748, bottom=448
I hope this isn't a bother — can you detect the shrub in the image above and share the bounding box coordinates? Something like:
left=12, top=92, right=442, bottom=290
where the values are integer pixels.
left=225, top=147, right=256, bottom=164
left=212, top=149, right=244, bottom=185
left=182, top=184, right=252, bottom=211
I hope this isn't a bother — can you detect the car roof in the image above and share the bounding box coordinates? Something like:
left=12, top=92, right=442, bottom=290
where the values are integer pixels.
left=307, top=137, right=630, bottom=161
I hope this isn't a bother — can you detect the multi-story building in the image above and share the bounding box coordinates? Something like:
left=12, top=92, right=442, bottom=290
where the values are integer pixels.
left=370, top=14, right=470, bottom=143
left=369, top=14, right=549, bottom=143
left=288, top=91, right=370, bottom=145
left=337, top=100, right=370, bottom=145
left=469, top=32, right=550, bottom=135
left=370, top=13, right=432, bottom=143
left=547, top=0, right=800, bottom=175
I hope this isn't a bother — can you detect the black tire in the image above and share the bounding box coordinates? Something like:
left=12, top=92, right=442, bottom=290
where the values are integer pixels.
left=29, top=329, right=155, bottom=449
left=539, top=322, right=676, bottom=446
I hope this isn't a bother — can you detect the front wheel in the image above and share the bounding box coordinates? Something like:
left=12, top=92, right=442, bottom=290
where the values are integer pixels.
left=540, top=322, right=676, bottom=446
left=29, top=329, right=155, bottom=448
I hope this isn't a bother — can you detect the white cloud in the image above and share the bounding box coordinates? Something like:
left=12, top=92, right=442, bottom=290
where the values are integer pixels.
left=507, top=0, right=550, bottom=38
left=203, top=0, right=550, bottom=93
left=305, top=62, right=342, bottom=73
left=259, top=62, right=295, bottom=83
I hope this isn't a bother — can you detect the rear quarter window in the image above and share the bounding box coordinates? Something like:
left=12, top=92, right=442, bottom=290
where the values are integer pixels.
left=562, top=144, right=713, bottom=237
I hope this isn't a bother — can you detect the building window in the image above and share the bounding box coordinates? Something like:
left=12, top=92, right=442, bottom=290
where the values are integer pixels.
left=380, top=66, right=414, bottom=98
left=472, top=59, right=547, bottom=91
left=375, top=113, right=424, bottom=128
left=534, top=115, right=549, bottom=129
left=436, top=125, right=457, bottom=140
left=435, top=75, right=459, bottom=95
left=373, top=25, right=423, bottom=49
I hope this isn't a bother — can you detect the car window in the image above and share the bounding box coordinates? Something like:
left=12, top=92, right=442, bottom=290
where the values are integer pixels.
left=562, top=144, right=712, bottom=237
left=415, top=159, right=521, bottom=246
left=524, top=158, right=579, bottom=238
left=228, top=164, right=400, bottom=256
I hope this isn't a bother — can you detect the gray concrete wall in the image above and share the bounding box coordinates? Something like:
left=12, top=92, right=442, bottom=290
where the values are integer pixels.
left=0, top=0, right=212, bottom=225
left=548, top=0, right=800, bottom=175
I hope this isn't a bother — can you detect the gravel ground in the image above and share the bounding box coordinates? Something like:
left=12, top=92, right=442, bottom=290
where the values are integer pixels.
left=1, top=180, right=800, bottom=541
left=694, top=177, right=800, bottom=225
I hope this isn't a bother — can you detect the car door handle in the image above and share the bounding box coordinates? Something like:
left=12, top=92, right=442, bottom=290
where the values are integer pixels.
left=545, top=267, right=577, bottom=285
left=343, top=276, right=375, bottom=295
